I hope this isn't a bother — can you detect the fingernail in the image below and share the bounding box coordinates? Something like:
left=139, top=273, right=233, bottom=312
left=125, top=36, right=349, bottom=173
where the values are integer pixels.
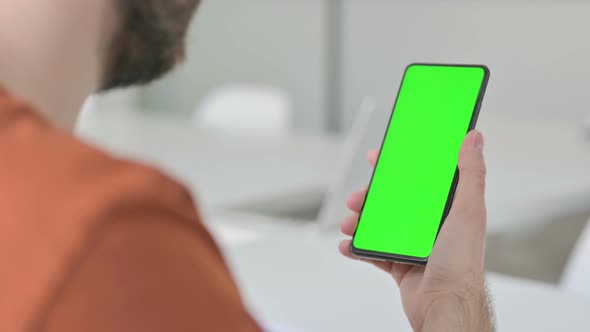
left=473, top=131, right=484, bottom=151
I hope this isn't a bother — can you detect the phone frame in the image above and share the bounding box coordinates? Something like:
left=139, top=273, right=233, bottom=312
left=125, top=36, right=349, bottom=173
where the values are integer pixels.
left=351, top=63, right=490, bottom=266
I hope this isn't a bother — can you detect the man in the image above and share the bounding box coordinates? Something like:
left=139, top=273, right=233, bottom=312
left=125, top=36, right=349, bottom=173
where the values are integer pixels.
left=0, top=1, right=493, bottom=331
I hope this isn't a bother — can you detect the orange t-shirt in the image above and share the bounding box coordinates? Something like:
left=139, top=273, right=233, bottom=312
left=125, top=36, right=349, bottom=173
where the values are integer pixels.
left=0, top=88, right=262, bottom=332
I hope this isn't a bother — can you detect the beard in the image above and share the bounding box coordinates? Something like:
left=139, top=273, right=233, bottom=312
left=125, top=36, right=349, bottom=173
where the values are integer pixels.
left=100, top=0, right=200, bottom=91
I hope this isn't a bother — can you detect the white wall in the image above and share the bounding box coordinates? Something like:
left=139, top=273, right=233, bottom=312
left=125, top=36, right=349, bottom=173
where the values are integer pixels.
left=141, top=0, right=328, bottom=132
left=134, top=1, right=590, bottom=134
left=342, top=2, right=590, bottom=130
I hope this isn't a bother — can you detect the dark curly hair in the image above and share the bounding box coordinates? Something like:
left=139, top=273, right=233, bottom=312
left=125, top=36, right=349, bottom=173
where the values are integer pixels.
left=100, top=0, right=201, bottom=91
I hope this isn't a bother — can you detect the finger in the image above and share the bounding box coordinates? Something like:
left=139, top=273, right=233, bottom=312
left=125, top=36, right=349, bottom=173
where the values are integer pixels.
left=338, top=239, right=355, bottom=259
left=451, top=130, right=487, bottom=222
left=434, top=131, right=487, bottom=270
left=339, top=240, right=393, bottom=273
left=339, top=240, right=415, bottom=286
left=389, top=264, right=416, bottom=287
left=346, top=188, right=368, bottom=213
left=367, top=150, right=379, bottom=167
left=340, top=214, right=359, bottom=236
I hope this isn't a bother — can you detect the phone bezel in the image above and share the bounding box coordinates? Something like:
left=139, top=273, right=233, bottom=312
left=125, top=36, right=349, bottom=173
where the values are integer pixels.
left=350, top=63, right=490, bottom=266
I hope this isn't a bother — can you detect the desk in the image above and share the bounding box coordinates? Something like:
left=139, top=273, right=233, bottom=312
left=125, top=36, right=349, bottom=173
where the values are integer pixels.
left=480, top=113, right=590, bottom=231
left=78, top=109, right=590, bottom=233
left=211, top=213, right=590, bottom=332
left=77, top=109, right=342, bottom=211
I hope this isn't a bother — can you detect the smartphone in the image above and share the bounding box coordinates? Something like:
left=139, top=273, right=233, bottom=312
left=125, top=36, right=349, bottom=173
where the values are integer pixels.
left=351, top=63, right=490, bottom=265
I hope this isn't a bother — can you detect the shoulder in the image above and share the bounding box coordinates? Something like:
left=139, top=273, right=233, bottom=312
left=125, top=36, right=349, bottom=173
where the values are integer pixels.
left=0, top=88, right=252, bottom=330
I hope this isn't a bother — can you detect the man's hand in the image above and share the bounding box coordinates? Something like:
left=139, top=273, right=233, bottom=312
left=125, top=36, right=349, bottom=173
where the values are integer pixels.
left=339, top=130, right=494, bottom=332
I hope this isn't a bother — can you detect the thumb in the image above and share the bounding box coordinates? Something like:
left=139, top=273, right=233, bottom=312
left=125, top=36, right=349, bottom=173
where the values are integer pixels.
left=451, top=130, right=487, bottom=221
left=430, top=130, right=488, bottom=272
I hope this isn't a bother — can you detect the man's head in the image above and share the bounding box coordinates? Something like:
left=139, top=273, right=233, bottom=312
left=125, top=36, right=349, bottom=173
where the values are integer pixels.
left=0, top=0, right=200, bottom=129
left=101, top=0, right=201, bottom=91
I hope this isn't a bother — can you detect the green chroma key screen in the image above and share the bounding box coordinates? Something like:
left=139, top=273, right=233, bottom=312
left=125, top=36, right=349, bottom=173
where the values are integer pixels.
left=353, top=64, right=487, bottom=260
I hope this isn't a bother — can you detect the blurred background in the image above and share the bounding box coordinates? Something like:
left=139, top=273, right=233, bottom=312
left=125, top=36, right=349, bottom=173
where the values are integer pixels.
left=77, top=1, right=590, bottom=331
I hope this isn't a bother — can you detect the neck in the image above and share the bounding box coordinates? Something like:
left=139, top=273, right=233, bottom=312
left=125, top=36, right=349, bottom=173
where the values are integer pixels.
left=0, top=40, right=104, bottom=131
left=0, top=67, right=93, bottom=132
left=0, top=2, right=114, bottom=132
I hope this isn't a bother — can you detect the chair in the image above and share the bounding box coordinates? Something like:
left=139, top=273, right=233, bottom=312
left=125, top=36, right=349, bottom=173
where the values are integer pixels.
left=561, top=217, right=590, bottom=294
left=193, top=84, right=292, bottom=137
